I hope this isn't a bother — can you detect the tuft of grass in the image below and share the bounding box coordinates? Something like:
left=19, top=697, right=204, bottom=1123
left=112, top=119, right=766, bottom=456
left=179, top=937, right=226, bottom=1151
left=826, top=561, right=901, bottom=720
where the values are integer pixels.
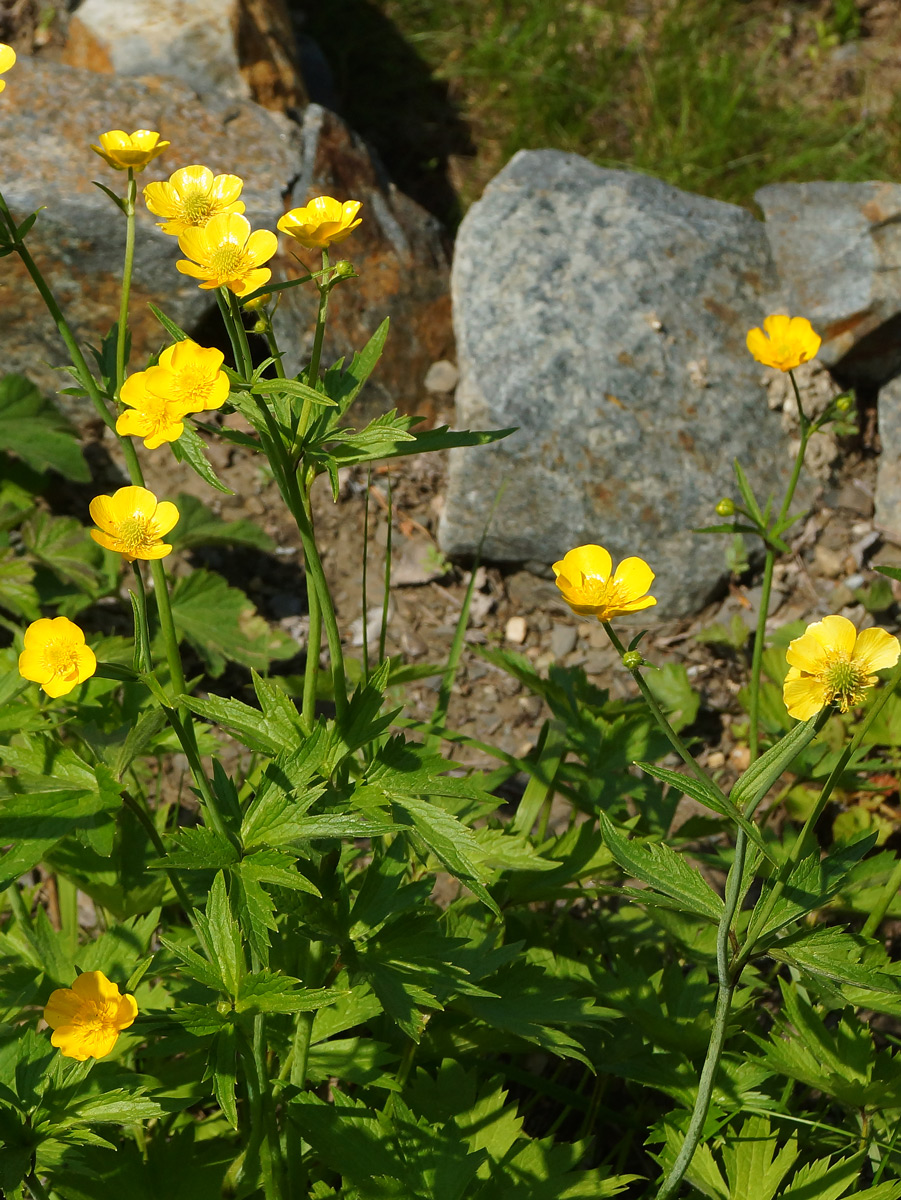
left=299, top=0, right=901, bottom=223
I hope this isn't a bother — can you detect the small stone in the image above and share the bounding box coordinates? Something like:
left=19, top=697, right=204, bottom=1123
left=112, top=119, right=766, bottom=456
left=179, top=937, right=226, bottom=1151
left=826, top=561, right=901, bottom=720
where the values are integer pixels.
left=550, top=623, right=578, bottom=659
left=706, top=750, right=725, bottom=769
left=424, top=360, right=459, bottom=393
left=402, top=630, right=428, bottom=658
left=813, top=544, right=848, bottom=579
left=505, top=616, right=528, bottom=644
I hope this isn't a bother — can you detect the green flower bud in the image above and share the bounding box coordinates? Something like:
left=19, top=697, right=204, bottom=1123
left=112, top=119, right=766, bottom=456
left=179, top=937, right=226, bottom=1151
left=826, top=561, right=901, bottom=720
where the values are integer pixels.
left=333, top=260, right=356, bottom=279
left=622, top=650, right=644, bottom=671
left=835, top=394, right=853, bottom=413
left=715, top=498, right=736, bottom=518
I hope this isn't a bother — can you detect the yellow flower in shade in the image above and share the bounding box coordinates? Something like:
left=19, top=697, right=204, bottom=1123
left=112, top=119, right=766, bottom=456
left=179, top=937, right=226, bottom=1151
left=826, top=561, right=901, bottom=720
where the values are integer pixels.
left=277, top=196, right=362, bottom=250
left=783, top=615, right=900, bottom=721
left=117, top=340, right=229, bottom=448
left=746, top=314, right=822, bottom=372
left=143, top=165, right=245, bottom=236
left=90, top=129, right=169, bottom=172
left=18, top=617, right=97, bottom=698
left=44, top=971, right=138, bottom=1061
left=0, top=43, right=16, bottom=94
left=116, top=379, right=192, bottom=449
left=552, top=544, right=657, bottom=621
left=176, top=212, right=277, bottom=297
left=89, top=486, right=179, bottom=561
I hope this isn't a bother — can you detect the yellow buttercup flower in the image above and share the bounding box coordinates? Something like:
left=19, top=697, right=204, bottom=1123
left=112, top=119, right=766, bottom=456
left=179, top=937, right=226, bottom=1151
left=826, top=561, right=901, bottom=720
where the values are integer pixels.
left=44, top=971, right=138, bottom=1061
left=176, top=212, right=277, bottom=297
left=117, top=377, right=193, bottom=449
left=553, top=544, right=656, bottom=621
left=783, top=615, right=900, bottom=721
left=746, top=314, right=821, bottom=372
left=0, top=43, right=16, bottom=94
left=118, top=340, right=229, bottom=448
left=18, top=617, right=97, bottom=698
left=143, top=165, right=245, bottom=236
left=91, top=129, right=170, bottom=172
left=277, top=196, right=362, bottom=250
left=89, top=485, right=179, bottom=561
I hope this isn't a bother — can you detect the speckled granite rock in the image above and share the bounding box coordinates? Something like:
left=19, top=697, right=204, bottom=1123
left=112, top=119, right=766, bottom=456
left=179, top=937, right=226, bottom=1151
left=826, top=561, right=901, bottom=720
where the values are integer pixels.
left=756, top=181, right=901, bottom=387
left=438, top=150, right=796, bottom=617
left=875, top=375, right=901, bottom=537
left=0, top=58, right=451, bottom=421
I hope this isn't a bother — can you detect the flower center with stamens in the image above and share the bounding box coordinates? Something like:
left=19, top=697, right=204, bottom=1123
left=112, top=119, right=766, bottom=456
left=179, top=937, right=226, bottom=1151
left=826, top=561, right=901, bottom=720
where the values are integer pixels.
left=180, top=185, right=212, bottom=225
left=44, top=638, right=79, bottom=679
left=209, top=242, right=246, bottom=280
left=174, top=365, right=212, bottom=408
left=117, top=515, right=156, bottom=555
left=823, top=656, right=870, bottom=712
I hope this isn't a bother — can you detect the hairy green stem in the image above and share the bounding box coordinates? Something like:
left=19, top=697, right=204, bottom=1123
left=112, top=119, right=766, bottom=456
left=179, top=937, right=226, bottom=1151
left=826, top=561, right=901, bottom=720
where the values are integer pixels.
left=748, top=408, right=810, bottom=762
left=603, top=623, right=728, bottom=800
left=298, top=249, right=330, bottom=439
left=116, top=171, right=136, bottom=395
left=25, top=1173, right=51, bottom=1200
left=861, top=856, right=901, bottom=938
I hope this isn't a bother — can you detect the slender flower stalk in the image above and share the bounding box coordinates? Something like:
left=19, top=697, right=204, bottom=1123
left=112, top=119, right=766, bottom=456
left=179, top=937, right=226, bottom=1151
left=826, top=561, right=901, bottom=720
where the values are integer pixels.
left=298, top=249, right=331, bottom=439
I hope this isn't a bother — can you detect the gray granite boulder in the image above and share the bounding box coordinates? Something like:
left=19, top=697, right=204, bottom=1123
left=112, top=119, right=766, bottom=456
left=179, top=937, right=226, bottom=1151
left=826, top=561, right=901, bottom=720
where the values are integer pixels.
left=756, top=181, right=901, bottom=387
left=438, top=151, right=796, bottom=617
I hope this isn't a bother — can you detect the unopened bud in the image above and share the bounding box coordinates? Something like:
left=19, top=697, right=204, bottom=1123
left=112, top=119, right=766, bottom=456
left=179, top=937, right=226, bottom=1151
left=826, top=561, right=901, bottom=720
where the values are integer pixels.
left=622, top=650, right=643, bottom=671
left=715, top=498, right=736, bottom=518
left=332, top=260, right=356, bottom=279
left=242, top=293, right=271, bottom=312
left=835, top=394, right=853, bottom=413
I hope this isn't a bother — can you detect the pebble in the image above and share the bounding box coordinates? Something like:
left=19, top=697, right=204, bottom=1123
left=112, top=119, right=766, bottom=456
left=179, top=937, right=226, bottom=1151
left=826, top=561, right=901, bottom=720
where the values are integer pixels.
left=505, top=616, right=528, bottom=644
left=424, top=360, right=460, bottom=393
left=550, top=623, right=578, bottom=659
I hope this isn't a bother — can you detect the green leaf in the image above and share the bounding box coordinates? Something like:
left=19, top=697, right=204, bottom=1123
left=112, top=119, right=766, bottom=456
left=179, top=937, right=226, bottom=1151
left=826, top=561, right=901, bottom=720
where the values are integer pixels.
left=155, top=827, right=240, bottom=871
left=0, top=374, right=90, bottom=480
left=766, top=927, right=901, bottom=994
left=19, top=512, right=105, bottom=592
left=169, top=492, right=274, bottom=552
left=158, top=934, right=225, bottom=993
left=0, top=547, right=39, bottom=620
left=199, top=871, right=244, bottom=997
left=644, top=663, right=700, bottom=732
left=169, top=568, right=296, bottom=677
left=635, top=762, right=766, bottom=850
left=251, top=376, right=336, bottom=406
left=325, top=317, right=389, bottom=417
left=208, top=1024, right=239, bottom=1129
left=599, top=814, right=725, bottom=923
left=148, top=302, right=191, bottom=344
left=170, top=421, right=233, bottom=495
left=729, top=715, right=821, bottom=818
left=235, top=971, right=346, bottom=1014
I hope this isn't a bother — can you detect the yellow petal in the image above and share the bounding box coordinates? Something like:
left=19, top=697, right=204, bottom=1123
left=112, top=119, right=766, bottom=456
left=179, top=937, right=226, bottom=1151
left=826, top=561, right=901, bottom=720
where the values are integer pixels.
left=176, top=258, right=211, bottom=280
left=616, top=594, right=657, bottom=613
left=119, top=371, right=150, bottom=408
left=152, top=500, right=180, bottom=537
left=89, top=493, right=120, bottom=533
left=853, top=626, right=901, bottom=675
left=74, top=645, right=97, bottom=684
left=228, top=266, right=272, bottom=296
left=90, top=529, right=123, bottom=554
left=116, top=993, right=139, bottom=1030
left=0, top=43, right=16, bottom=74
left=786, top=615, right=856, bottom=673
left=762, top=313, right=792, bottom=340
left=177, top=226, right=212, bottom=262
left=137, top=541, right=173, bottom=560
left=783, top=674, right=829, bottom=721
left=18, top=646, right=52, bottom=684
left=745, top=326, right=773, bottom=365
left=110, top=485, right=159, bottom=523
left=558, top=545, right=613, bottom=583
left=50, top=1025, right=94, bottom=1061
left=210, top=173, right=245, bottom=206
left=246, top=228, right=278, bottom=265
left=612, top=556, right=655, bottom=601
left=72, top=971, right=122, bottom=1006
left=43, top=987, right=82, bottom=1030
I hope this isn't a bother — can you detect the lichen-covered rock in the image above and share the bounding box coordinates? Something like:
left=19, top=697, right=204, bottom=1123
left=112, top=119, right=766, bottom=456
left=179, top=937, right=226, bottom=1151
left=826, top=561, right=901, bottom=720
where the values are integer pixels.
left=438, top=150, right=796, bottom=617
left=756, top=181, right=901, bottom=387
left=61, top=0, right=306, bottom=111
left=272, top=104, right=453, bottom=421
left=0, top=58, right=451, bottom=423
